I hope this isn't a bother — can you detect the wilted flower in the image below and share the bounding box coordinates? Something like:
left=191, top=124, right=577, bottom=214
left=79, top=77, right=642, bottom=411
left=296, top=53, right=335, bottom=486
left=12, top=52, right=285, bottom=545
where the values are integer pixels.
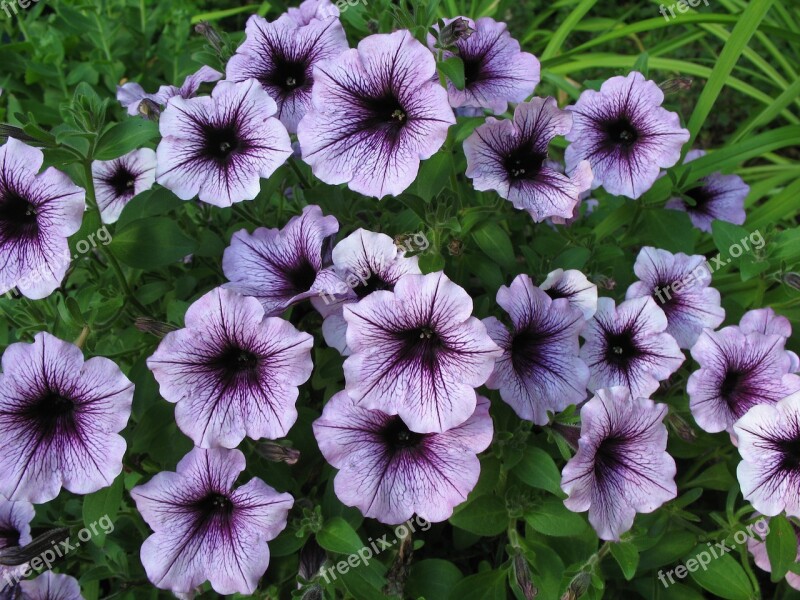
left=297, top=30, right=455, bottom=198
left=483, top=274, right=589, bottom=424
left=580, top=296, right=684, bottom=398
left=286, top=0, right=340, bottom=26
left=343, top=271, right=501, bottom=433
left=565, top=71, right=690, bottom=199
left=626, top=246, right=725, bottom=349
left=18, top=572, right=84, bottom=600
left=131, top=447, right=293, bottom=595
left=156, top=79, right=292, bottom=207
left=313, top=392, right=493, bottom=523
left=429, top=17, right=539, bottom=114
left=0, top=332, right=133, bottom=504
left=223, top=205, right=340, bottom=316
left=226, top=15, right=348, bottom=133
left=561, top=386, right=677, bottom=540
left=464, top=98, right=593, bottom=222
left=116, top=65, right=222, bottom=117
left=147, top=287, right=314, bottom=449
left=91, top=148, right=156, bottom=224
left=688, top=326, right=800, bottom=433
left=665, top=149, right=748, bottom=232
left=540, top=269, right=598, bottom=320
left=0, top=138, right=85, bottom=300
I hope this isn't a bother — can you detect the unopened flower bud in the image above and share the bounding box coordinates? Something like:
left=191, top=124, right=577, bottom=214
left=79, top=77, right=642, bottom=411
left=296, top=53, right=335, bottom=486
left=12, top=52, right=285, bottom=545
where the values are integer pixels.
left=255, top=440, right=301, bottom=465
left=561, top=572, right=591, bottom=600
left=194, top=21, right=223, bottom=53
left=135, top=317, right=178, bottom=338
left=137, top=98, right=161, bottom=121
left=783, top=272, right=800, bottom=291
left=513, top=553, right=538, bottom=599
left=659, top=77, right=693, bottom=95
left=438, top=17, right=475, bottom=47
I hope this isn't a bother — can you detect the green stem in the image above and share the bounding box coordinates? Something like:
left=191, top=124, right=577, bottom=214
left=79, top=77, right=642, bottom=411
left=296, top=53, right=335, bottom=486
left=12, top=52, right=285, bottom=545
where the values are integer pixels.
left=288, top=156, right=311, bottom=189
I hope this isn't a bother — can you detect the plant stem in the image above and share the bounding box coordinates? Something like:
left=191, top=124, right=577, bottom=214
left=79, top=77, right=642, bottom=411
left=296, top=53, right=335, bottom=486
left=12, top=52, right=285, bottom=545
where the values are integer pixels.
left=288, top=156, right=311, bottom=189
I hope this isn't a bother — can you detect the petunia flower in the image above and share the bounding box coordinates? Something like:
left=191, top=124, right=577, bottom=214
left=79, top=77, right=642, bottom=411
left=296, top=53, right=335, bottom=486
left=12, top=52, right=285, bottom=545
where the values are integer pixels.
left=285, top=0, right=339, bottom=26
left=734, top=391, right=800, bottom=518
left=746, top=516, right=800, bottom=590
left=430, top=17, right=539, bottom=114
left=0, top=494, right=34, bottom=592
left=565, top=71, right=690, bottom=199
left=539, top=268, right=598, bottom=320
left=130, top=447, right=293, bottom=595
left=226, top=15, right=348, bottom=133
left=343, top=271, right=501, bottom=433
left=318, top=228, right=421, bottom=354
left=739, top=307, right=799, bottom=372
left=147, top=287, right=314, bottom=449
left=116, top=65, right=222, bottom=117
left=297, top=30, right=455, bottom=198
left=0, top=138, right=85, bottom=300
left=665, top=149, right=748, bottom=232
left=483, top=274, right=589, bottom=424
left=561, top=386, right=677, bottom=541
left=625, top=246, right=725, bottom=349
left=464, top=98, right=593, bottom=222
left=91, top=148, right=156, bottom=224
left=223, top=204, right=340, bottom=316
left=0, top=332, right=133, bottom=504
left=156, top=79, right=292, bottom=207
left=18, top=572, right=84, bottom=600
left=580, top=296, right=684, bottom=398
left=688, top=326, right=800, bottom=434
left=313, top=391, right=493, bottom=524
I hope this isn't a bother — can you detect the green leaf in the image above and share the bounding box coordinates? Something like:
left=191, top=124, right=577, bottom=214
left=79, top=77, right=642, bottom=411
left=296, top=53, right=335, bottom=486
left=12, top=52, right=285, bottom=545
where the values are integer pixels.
left=610, top=541, right=639, bottom=581
left=512, top=446, right=562, bottom=495
left=631, top=52, right=649, bottom=78
left=525, top=498, right=587, bottom=537
left=438, top=56, right=465, bottom=90
left=687, top=544, right=754, bottom=600
left=711, top=221, right=752, bottom=266
left=766, top=515, right=795, bottom=581
left=472, top=223, right=516, bottom=271
left=407, top=559, right=463, bottom=599
left=450, top=495, right=508, bottom=536
left=415, top=151, right=453, bottom=201
left=110, top=218, right=197, bottom=269
left=82, top=474, right=123, bottom=547
left=94, top=119, right=158, bottom=160
left=447, top=569, right=507, bottom=600
left=640, top=209, right=695, bottom=253
left=316, top=517, right=364, bottom=555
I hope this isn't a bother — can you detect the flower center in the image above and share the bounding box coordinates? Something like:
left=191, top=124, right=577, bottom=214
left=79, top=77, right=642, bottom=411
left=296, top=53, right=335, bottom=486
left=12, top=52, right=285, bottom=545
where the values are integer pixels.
left=287, top=258, right=318, bottom=293
left=594, top=434, right=627, bottom=480
left=266, top=57, right=308, bottom=93
left=107, top=167, right=137, bottom=198
left=504, top=149, right=546, bottom=181
left=603, top=117, right=639, bottom=148
left=391, top=109, right=406, bottom=122
left=684, top=185, right=713, bottom=211
left=204, top=123, right=241, bottom=162
left=510, top=327, right=544, bottom=374
left=720, top=369, right=743, bottom=399
left=604, top=330, right=639, bottom=366
left=0, top=526, right=20, bottom=549
left=382, top=416, right=424, bottom=451
left=25, top=391, right=76, bottom=436
left=354, top=274, right=390, bottom=300
left=462, top=57, right=482, bottom=86
left=213, top=346, right=261, bottom=384
left=0, top=190, right=39, bottom=240
left=195, top=492, right=235, bottom=519
left=776, top=436, right=800, bottom=472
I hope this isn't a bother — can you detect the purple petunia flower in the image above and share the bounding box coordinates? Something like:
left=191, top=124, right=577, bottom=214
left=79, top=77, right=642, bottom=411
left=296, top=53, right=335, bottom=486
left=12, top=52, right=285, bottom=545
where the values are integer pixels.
left=626, top=246, right=725, bottom=349
left=156, top=79, right=292, bottom=207
left=0, top=138, right=85, bottom=300
left=0, top=494, right=34, bottom=591
left=746, top=516, right=800, bottom=590
left=540, top=268, right=598, bottom=320
left=116, top=65, right=223, bottom=117
left=561, top=386, right=677, bottom=541
left=688, top=326, right=800, bottom=434
left=297, top=30, right=455, bottom=198
left=130, top=447, right=293, bottom=595
left=464, top=98, right=593, bottom=222
left=580, top=296, right=684, bottom=398
left=665, top=149, right=748, bottom=232
left=91, top=148, right=156, bottom=224
left=318, top=228, right=421, bottom=354
left=313, top=391, right=492, bottom=524
left=483, top=275, right=589, bottom=424
left=343, top=271, right=501, bottom=433
left=147, top=287, right=314, bottom=449
left=734, top=391, right=800, bottom=518
left=0, top=332, right=133, bottom=504
left=739, top=307, right=799, bottom=372
left=565, top=72, right=690, bottom=199
left=223, top=205, right=339, bottom=316
left=17, top=572, right=84, bottom=600
left=429, top=17, right=539, bottom=114
left=226, top=15, right=348, bottom=134
left=285, top=0, right=339, bottom=26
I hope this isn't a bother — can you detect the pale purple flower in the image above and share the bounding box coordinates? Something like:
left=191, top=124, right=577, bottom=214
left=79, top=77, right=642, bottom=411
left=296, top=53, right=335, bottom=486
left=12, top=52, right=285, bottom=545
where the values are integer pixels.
left=626, top=246, right=725, bottom=349
left=735, top=391, right=800, bottom=519
left=18, top=572, right=84, bottom=600
left=688, top=326, right=800, bottom=433
left=226, top=15, right=348, bottom=133
left=130, top=447, right=293, bottom=595
left=343, top=271, right=501, bottom=433
left=746, top=516, right=800, bottom=591
left=318, top=228, right=421, bottom=354
left=561, top=386, right=677, bottom=541
left=464, top=98, right=593, bottom=222
left=580, top=296, right=684, bottom=398
left=297, top=30, right=455, bottom=198
left=156, top=79, right=292, bottom=207
left=483, top=275, right=589, bottom=424
left=0, top=138, right=85, bottom=300
left=313, top=391, right=492, bottom=524
left=0, top=494, right=34, bottom=591
left=223, top=205, right=340, bottom=316
left=739, top=308, right=799, bottom=372
left=147, top=287, right=314, bottom=449
left=286, top=0, right=340, bottom=26
left=430, top=17, right=539, bottom=114
left=91, top=148, right=156, bottom=224
left=0, top=332, right=133, bottom=504
left=665, top=149, right=748, bottom=232
left=565, top=72, right=690, bottom=199
left=116, top=66, right=222, bottom=117
left=540, top=268, right=598, bottom=320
